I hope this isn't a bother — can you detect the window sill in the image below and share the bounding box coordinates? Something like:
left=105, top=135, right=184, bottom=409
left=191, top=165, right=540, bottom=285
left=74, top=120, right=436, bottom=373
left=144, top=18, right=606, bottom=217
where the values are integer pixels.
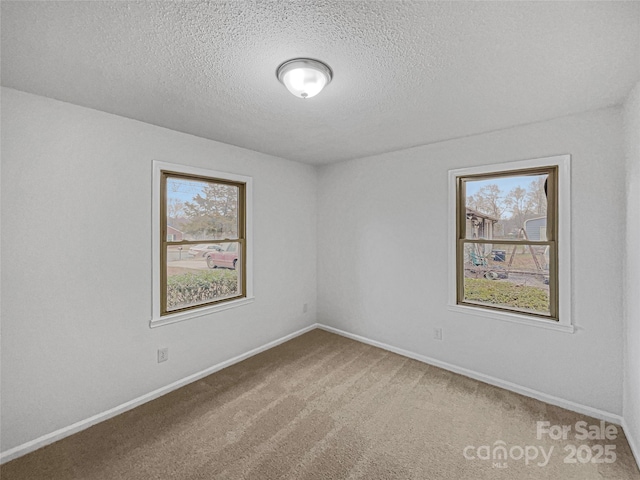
left=447, top=303, right=574, bottom=333
left=150, top=296, right=255, bottom=328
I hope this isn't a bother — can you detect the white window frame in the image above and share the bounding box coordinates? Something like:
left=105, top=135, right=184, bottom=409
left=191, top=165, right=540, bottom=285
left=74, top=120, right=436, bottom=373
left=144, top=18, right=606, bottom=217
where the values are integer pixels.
left=151, top=161, right=254, bottom=328
left=447, top=154, right=573, bottom=333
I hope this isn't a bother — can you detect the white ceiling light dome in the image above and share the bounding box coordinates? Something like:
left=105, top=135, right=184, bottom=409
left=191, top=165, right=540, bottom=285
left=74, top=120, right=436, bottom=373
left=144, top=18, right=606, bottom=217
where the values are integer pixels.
left=276, top=58, right=333, bottom=99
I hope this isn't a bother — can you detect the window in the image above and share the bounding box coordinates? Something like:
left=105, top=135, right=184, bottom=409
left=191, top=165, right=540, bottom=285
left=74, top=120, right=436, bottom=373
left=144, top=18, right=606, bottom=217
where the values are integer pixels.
left=152, top=161, right=253, bottom=327
left=448, top=155, right=572, bottom=332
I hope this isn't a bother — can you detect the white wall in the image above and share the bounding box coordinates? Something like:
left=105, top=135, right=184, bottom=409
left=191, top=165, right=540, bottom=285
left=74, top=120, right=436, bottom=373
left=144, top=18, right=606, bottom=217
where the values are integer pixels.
left=318, top=106, right=626, bottom=415
left=624, top=81, right=640, bottom=460
left=0, top=88, right=317, bottom=452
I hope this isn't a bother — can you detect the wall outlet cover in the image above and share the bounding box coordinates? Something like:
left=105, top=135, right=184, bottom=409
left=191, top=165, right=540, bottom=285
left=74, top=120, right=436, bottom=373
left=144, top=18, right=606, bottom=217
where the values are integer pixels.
left=158, top=347, right=169, bottom=363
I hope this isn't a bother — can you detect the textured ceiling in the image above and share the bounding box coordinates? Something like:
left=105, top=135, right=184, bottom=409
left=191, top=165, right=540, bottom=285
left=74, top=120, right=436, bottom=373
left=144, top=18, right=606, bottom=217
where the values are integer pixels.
left=2, top=1, right=639, bottom=165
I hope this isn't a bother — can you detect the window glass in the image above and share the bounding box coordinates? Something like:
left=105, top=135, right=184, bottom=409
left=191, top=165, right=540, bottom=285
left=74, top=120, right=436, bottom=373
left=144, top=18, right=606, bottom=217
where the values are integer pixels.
left=457, top=168, right=556, bottom=320
left=461, top=241, right=551, bottom=316
left=166, top=176, right=239, bottom=242
left=165, top=244, right=241, bottom=313
left=464, top=173, right=548, bottom=240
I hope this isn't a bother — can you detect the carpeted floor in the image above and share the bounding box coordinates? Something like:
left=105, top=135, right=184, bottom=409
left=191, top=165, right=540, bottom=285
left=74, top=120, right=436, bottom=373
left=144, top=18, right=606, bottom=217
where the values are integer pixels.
left=1, top=329, right=639, bottom=479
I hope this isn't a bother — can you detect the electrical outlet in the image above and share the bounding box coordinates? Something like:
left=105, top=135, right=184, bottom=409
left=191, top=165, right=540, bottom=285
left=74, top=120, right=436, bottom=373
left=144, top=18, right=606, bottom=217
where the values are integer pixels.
left=303, top=303, right=308, bottom=313
left=158, top=347, right=169, bottom=363
left=433, top=328, right=443, bottom=341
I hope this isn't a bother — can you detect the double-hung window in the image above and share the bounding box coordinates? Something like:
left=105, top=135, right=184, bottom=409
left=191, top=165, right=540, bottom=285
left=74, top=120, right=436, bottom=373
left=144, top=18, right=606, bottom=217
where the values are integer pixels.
left=448, top=155, right=571, bottom=332
left=152, top=161, right=253, bottom=327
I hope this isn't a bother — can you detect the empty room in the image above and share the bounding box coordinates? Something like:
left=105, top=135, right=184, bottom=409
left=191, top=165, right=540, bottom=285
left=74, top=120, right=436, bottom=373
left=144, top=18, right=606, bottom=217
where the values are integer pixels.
left=1, top=1, right=640, bottom=479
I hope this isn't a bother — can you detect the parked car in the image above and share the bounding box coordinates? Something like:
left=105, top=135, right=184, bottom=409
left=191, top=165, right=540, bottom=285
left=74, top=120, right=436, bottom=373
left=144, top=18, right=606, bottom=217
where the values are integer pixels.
left=188, top=244, right=223, bottom=257
left=205, top=243, right=239, bottom=269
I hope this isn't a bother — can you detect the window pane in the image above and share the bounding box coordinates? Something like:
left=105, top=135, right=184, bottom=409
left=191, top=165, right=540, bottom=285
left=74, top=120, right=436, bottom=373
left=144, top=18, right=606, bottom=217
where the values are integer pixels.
left=464, top=173, right=548, bottom=240
left=462, top=242, right=550, bottom=316
left=166, top=242, right=241, bottom=312
left=166, top=176, right=239, bottom=241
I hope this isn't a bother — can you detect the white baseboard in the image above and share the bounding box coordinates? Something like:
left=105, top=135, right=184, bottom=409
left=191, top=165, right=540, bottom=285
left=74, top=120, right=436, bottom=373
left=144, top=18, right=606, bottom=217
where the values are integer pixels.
left=0, top=324, right=317, bottom=465
left=622, top=418, right=640, bottom=471
left=316, top=324, right=624, bottom=425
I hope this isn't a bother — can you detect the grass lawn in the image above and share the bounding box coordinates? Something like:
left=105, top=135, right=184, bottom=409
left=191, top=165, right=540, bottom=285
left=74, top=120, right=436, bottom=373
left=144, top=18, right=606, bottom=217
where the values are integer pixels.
left=464, top=277, right=549, bottom=313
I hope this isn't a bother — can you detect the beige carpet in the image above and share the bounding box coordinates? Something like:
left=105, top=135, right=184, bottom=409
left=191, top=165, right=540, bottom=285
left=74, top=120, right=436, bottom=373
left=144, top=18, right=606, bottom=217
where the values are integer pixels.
left=2, top=329, right=639, bottom=479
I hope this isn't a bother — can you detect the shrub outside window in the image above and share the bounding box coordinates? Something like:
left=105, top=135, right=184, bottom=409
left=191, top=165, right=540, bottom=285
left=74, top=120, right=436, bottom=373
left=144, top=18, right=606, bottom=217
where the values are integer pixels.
left=448, top=155, right=572, bottom=331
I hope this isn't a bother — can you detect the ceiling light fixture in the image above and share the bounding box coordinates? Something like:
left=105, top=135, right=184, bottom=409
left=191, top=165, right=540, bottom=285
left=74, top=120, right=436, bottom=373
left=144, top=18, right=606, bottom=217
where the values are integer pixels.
left=276, top=58, right=332, bottom=99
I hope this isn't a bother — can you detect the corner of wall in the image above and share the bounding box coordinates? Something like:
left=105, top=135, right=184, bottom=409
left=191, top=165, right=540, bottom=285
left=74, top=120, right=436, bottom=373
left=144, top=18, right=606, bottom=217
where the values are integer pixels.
left=623, top=79, right=640, bottom=468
